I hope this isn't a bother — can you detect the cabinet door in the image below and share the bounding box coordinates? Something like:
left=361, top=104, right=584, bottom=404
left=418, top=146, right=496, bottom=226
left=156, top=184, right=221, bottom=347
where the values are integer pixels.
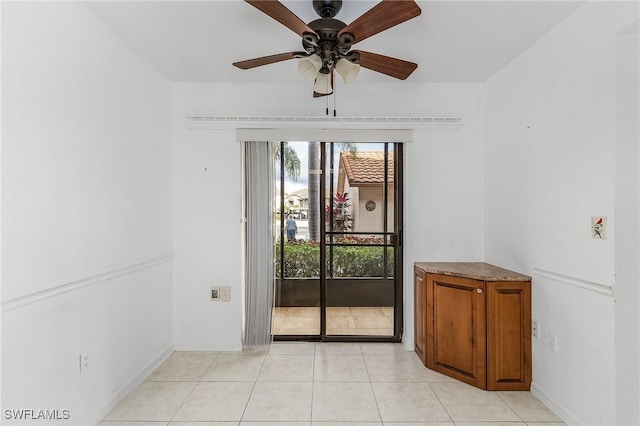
left=486, top=281, right=532, bottom=390
left=426, top=273, right=486, bottom=389
left=414, top=268, right=427, bottom=363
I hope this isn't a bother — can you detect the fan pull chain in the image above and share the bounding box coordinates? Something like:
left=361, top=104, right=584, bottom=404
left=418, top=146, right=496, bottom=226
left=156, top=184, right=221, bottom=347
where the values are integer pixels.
left=325, top=92, right=329, bottom=116
left=333, top=87, right=337, bottom=117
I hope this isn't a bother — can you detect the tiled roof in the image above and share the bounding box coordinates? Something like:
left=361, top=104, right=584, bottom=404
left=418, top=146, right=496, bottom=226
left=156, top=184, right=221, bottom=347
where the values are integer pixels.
left=340, top=151, right=394, bottom=186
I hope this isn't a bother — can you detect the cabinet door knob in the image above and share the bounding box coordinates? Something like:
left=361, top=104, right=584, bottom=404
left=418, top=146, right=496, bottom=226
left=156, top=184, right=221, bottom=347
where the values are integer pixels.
left=476, top=288, right=483, bottom=294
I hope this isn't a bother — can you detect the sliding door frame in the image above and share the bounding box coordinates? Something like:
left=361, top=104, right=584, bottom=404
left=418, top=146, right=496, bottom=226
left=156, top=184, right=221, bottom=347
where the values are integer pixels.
left=274, top=141, right=404, bottom=343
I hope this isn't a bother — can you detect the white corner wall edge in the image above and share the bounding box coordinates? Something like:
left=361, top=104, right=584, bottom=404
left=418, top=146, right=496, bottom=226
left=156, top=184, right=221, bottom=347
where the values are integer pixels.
left=402, top=336, right=414, bottom=352
left=1, top=254, right=175, bottom=312
left=185, top=115, right=463, bottom=131
left=86, top=343, right=174, bottom=425
left=531, top=381, right=586, bottom=426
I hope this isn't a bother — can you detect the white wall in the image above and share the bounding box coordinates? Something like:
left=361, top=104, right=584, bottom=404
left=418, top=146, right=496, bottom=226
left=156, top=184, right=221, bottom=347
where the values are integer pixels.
left=615, top=22, right=640, bottom=426
left=484, top=2, right=639, bottom=425
left=1, top=3, right=173, bottom=424
left=171, top=124, right=243, bottom=350
left=171, top=82, right=484, bottom=351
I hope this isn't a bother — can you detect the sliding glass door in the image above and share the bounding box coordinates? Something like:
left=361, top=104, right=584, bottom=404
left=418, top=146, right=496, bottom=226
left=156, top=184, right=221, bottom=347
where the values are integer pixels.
left=272, top=141, right=403, bottom=341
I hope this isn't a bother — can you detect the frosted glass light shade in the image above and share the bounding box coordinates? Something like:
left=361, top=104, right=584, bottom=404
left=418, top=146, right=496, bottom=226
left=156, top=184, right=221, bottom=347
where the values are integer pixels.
left=335, top=58, right=360, bottom=84
left=297, top=55, right=322, bottom=81
left=314, top=71, right=332, bottom=94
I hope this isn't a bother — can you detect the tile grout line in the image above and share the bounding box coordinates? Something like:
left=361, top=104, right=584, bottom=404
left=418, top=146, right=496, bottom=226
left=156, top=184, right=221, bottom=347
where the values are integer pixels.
left=237, top=347, right=270, bottom=424
left=427, top=381, right=455, bottom=424
left=310, top=342, right=317, bottom=423
left=166, top=351, right=220, bottom=424
left=495, top=390, right=527, bottom=423
left=360, top=343, right=384, bottom=423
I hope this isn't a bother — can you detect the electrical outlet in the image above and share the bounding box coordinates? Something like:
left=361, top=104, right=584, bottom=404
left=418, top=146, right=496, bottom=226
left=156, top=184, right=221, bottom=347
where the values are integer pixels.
left=211, top=286, right=220, bottom=301
left=532, top=321, right=540, bottom=339
left=220, top=286, right=231, bottom=302
left=546, top=333, right=558, bottom=352
left=80, top=353, right=90, bottom=374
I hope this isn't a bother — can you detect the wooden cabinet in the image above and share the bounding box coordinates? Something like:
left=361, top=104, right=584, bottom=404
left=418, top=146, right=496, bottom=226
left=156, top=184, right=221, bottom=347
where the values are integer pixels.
left=426, top=273, right=488, bottom=388
left=414, top=262, right=531, bottom=391
left=485, top=280, right=532, bottom=390
left=414, top=267, right=427, bottom=362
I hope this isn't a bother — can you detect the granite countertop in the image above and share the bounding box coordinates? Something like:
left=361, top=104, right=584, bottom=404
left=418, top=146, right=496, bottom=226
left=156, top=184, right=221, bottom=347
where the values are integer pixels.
left=414, top=262, right=531, bottom=282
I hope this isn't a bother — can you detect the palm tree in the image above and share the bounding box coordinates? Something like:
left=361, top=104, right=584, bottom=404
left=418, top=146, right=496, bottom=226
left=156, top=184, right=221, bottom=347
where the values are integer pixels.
left=308, top=141, right=321, bottom=241
left=274, top=142, right=301, bottom=181
left=275, top=141, right=356, bottom=241
left=308, top=142, right=357, bottom=241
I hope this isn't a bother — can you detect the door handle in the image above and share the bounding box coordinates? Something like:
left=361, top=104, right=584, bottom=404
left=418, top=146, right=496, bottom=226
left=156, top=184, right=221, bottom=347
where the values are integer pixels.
left=392, top=230, right=402, bottom=248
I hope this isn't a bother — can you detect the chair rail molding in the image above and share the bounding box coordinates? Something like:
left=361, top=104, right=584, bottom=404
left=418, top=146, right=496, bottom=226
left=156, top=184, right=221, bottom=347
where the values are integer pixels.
left=533, top=267, right=614, bottom=296
left=1, top=253, right=174, bottom=312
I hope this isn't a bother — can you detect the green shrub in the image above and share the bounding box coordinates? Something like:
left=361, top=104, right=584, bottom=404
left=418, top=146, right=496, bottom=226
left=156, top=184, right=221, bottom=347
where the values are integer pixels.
left=275, top=240, right=394, bottom=278
left=278, top=240, right=321, bottom=278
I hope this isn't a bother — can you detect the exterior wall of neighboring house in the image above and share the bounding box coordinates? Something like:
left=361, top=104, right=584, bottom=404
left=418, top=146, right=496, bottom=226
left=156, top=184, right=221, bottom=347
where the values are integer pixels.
left=355, top=186, right=395, bottom=233
left=287, top=189, right=309, bottom=218
left=341, top=180, right=394, bottom=233
left=337, top=152, right=395, bottom=233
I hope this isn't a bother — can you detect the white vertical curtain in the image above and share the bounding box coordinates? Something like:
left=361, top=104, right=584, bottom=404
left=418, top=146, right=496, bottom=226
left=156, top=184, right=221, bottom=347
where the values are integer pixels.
left=243, top=141, right=275, bottom=350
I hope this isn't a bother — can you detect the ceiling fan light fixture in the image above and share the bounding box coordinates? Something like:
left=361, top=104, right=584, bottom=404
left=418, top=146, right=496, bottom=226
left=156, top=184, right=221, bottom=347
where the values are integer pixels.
left=335, top=58, right=360, bottom=84
left=314, top=70, right=332, bottom=94
left=298, top=54, right=323, bottom=81
left=235, top=0, right=422, bottom=97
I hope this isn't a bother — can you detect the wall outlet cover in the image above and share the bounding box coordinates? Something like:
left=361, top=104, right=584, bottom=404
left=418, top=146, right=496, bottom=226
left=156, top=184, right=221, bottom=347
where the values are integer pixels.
left=80, top=353, right=90, bottom=374
left=546, top=333, right=558, bottom=352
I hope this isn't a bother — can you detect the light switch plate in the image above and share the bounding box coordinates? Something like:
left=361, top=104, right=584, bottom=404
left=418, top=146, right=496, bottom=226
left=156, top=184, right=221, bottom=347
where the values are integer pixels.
left=220, top=286, right=231, bottom=302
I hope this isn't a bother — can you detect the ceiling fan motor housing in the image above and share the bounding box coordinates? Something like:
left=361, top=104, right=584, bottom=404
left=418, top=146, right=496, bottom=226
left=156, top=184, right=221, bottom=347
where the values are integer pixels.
left=305, top=16, right=355, bottom=66
left=313, top=0, right=342, bottom=18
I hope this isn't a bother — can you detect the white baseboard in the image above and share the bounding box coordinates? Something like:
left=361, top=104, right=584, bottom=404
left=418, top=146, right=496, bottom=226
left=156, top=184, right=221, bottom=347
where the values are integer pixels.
left=87, top=343, right=174, bottom=425
left=402, top=336, right=414, bottom=352
left=531, top=381, right=585, bottom=426
left=173, top=340, right=243, bottom=352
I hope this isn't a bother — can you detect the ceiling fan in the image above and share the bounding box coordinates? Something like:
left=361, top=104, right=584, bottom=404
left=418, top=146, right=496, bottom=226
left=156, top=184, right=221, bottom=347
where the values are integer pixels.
left=233, top=0, right=421, bottom=97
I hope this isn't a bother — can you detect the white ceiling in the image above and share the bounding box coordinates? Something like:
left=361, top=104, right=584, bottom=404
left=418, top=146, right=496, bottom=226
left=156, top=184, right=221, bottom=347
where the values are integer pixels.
left=83, top=0, right=583, bottom=84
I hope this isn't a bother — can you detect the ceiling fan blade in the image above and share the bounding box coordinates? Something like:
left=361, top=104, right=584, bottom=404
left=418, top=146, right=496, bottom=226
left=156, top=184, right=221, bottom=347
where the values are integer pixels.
left=233, top=52, right=303, bottom=69
left=338, top=0, right=421, bottom=45
left=352, top=50, right=418, bottom=80
left=246, top=0, right=317, bottom=38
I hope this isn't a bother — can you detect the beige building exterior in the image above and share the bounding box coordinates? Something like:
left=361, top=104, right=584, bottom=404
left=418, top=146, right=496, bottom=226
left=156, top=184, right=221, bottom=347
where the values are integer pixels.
left=336, top=151, right=395, bottom=233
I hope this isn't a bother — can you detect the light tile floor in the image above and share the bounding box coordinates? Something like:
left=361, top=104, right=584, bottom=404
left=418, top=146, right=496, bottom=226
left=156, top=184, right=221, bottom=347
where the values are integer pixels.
left=273, top=306, right=394, bottom=336
left=100, top=342, right=565, bottom=426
